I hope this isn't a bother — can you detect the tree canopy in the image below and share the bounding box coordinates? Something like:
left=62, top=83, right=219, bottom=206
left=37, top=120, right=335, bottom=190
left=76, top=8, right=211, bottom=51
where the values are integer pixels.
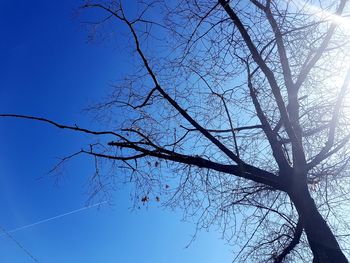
left=2, top=0, right=350, bottom=262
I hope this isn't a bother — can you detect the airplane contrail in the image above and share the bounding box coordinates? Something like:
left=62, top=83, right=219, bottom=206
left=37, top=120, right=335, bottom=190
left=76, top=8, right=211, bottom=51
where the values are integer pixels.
left=0, top=201, right=107, bottom=236
left=0, top=224, right=40, bottom=262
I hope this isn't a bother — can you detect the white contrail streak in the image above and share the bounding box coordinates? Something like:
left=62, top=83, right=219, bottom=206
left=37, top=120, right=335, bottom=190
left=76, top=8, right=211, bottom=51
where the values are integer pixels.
left=0, top=201, right=107, bottom=236
left=0, top=225, right=39, bottom=262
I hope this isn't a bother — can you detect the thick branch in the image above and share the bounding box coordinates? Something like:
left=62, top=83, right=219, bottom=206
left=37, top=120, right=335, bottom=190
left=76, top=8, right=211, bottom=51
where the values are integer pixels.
left=274, top=219, right=303, bottom=263
left=218, top=0, right=300, bottom=151
left=0, top=113, right=283, bottom=190
left=107, top=140, right=284, bottom=190
left=246, top=64, right=290, bottom=170
left=179, top=124, right=263, bottom=134
left=86, top=3, right=245, bottom=165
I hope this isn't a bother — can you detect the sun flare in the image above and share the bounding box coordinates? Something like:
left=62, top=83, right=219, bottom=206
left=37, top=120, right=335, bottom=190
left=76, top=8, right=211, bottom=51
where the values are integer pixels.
left=293, top=0, right=350, bottom=31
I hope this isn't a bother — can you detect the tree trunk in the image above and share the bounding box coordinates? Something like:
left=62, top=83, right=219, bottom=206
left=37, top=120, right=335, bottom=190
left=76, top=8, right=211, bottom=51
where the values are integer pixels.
left=289, top=186, right=348, bottom=263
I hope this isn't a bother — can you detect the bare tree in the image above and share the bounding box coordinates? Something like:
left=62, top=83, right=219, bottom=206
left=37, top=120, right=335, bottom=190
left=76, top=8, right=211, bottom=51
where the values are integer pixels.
left=3, top=0, right=350, bottom=262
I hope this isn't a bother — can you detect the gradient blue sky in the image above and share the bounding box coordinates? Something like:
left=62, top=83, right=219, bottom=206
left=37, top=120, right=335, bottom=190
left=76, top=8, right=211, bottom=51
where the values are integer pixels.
left=0, top=1, right=233, bottom=262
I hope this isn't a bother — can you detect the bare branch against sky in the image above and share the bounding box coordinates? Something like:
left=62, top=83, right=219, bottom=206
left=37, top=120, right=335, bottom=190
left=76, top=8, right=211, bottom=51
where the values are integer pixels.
left=3, top=0, right=350, bottom=262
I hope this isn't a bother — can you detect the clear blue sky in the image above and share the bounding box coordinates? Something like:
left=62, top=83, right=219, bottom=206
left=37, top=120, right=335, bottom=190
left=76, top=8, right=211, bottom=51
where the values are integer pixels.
left=0, top=0, right=233, bottom=262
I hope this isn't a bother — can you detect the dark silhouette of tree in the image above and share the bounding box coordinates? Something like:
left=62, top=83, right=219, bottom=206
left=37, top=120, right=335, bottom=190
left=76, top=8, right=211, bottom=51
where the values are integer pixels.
left=2, top=0, right=350, bottom=262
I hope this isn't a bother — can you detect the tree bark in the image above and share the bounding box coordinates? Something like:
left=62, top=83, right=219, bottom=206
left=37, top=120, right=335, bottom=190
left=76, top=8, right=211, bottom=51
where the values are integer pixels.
left=289, top=185, right=348, bottom=263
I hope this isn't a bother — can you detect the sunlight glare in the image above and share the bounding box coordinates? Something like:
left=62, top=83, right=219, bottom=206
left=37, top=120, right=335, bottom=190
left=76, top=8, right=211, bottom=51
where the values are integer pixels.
left=293, top=0, right=350, bottom=32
